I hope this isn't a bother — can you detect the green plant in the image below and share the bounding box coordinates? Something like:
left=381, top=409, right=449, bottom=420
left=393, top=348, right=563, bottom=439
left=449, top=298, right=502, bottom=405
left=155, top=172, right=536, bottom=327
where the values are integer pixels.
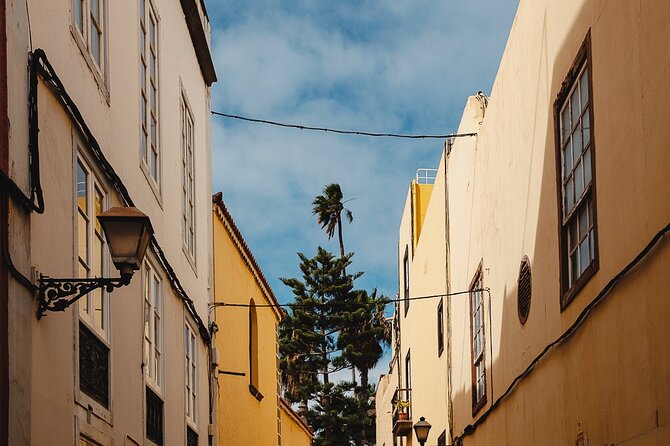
left=394, top=399, right=411, bottom=410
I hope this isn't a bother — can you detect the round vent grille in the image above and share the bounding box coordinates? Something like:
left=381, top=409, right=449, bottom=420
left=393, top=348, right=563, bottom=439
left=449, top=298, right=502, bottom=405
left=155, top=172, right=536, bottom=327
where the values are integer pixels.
left=517, top=256, right=532, bottom=325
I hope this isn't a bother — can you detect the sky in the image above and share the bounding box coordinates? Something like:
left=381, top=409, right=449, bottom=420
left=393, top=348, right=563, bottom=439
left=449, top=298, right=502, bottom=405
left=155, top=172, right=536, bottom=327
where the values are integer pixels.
left=207, top=0, right=519, bottom=380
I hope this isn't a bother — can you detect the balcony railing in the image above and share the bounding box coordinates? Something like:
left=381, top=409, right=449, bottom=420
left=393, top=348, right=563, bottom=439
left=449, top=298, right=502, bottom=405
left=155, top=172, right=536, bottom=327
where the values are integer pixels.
left=392, top=387, right=412, bottom=437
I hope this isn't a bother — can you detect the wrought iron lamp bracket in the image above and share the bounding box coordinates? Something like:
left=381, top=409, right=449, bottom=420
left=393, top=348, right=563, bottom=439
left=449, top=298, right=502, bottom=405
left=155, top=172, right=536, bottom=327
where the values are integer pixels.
left=37, top=273, right=132, bottom=319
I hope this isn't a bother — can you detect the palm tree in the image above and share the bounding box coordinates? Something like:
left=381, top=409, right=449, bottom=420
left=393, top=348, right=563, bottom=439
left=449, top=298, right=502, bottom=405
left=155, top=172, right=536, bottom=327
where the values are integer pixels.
left=312, top=183, right=353, bottom=259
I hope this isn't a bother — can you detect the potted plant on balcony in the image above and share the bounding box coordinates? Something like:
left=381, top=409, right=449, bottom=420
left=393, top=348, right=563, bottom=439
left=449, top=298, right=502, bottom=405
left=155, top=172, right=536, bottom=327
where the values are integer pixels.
left=394, top=400, right=411, bottom=420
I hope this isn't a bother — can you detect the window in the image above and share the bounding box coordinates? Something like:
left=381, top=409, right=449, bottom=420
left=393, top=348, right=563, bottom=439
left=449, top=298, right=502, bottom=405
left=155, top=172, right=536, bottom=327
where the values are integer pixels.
left=555, top=32, right=598, bottom=307
left=139, top=0, right=160, bottom=187
left=469, top=266, right=486, bottom=414
left=181, top=93, right=195, bottom=259
left=143, top=262, right=162, bottom=390
left=404, top=350, right=412, bottom=419
left=248, top=299, right=262, bottom=400
left=76, top=156, right=110, bottom=409
left=403, top=247, right=409, bottom=315
left=76, top=158, right=109, bottom=337
left=517, top=256, right=532, bottom=324
left=79, top=437, right=101, bottom=446
left=146, top=386, right=164, bottom=445
left=72, top=0, right=106, bottom=81
left=437, top=298, right=444, bottom=356
left=437, top=431, right=447, bottom=446
left=185, top=321, right=197, bottom=423
left=186, top=427, right=198, bottom=446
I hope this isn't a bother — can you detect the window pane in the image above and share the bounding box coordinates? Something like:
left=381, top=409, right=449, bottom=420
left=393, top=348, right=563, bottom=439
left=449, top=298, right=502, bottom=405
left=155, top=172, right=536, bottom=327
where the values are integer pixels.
left=572, top=125, right=582, bottom=155
left=563, top=144, right=572, bottom=176
left=574, top=160, right=584, bottom=198
left=91, top=0, right=99, bottom=20
left=570, top=250, right=579, bottom=284
left=568, top=219, right=578, bottom=252
left=151, top=150, right=158, bottom=180
left=580, top=69, right=589, bottom=111
left=565, top=176, right=574, bottom=212
left=584, top=148, right=592, bottom=185
left=579, top=236, right=590, bottom=274
left=578, top=206, right=588, bottom=239
left=94, top=188, right=103, bottom=234
left=582, top=112, right=591, bottom=147
left=78, top=211, right=88, bottom=263
left=570, top=89, right=580, bottom=127
left=74, top=0, right=84, bottom=32
left=561, top=106, right=570, bottom=145
left=77, top=162, right=88, bottom=211
left=91, top=26, right=101, bottom=66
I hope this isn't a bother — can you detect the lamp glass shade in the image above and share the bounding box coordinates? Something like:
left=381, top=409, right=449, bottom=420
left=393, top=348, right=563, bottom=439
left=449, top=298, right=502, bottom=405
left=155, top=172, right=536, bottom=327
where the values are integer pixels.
left=97, top=207, right=154, bottom=273
left=413, top=417, right=432, bottom=443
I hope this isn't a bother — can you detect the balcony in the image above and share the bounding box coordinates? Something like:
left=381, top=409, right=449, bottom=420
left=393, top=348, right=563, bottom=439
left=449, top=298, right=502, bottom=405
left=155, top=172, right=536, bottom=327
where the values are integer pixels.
left=392, top=387, right=412, bottom=437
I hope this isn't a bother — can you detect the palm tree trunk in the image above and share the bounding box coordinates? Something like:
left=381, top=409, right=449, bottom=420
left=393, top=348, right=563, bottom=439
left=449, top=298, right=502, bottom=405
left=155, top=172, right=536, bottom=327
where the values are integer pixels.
left=337, top=217, right=345, bottom=258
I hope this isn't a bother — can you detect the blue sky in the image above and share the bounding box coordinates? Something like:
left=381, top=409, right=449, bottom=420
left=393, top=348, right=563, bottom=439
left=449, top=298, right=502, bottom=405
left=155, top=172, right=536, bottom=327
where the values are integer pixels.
left=208, top=1, right=519, bottom=307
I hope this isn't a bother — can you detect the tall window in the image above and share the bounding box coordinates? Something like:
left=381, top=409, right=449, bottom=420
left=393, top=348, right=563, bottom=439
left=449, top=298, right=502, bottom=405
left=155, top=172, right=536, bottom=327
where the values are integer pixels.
left=72, top=0, right=106, bottom=76
left=184, top=321, right=197, bottom=423
left=469, top=267, right=486, bottom=414
left=144, top=262, right=162, bottom=390
left=77, top=158, right=108, bottom=335
left=555, top=32, right=598, bottom=306
left=76, top=155, right=110, bottom=409
left=181, top=93, right=195, bottom=259
left=404, top=350, right=412, bottom=419
left=249, top=300, right=260, bottom=399
left=403, top=247, right=409, bottom=315
left=437, top=298, right=444, bottom=356
left=140, top=0, right=160, bottom=187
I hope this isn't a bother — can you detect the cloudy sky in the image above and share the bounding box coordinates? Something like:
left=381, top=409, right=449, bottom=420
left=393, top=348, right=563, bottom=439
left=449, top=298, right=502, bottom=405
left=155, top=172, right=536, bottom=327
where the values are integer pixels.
left=207, top=1, right=519, bottom=306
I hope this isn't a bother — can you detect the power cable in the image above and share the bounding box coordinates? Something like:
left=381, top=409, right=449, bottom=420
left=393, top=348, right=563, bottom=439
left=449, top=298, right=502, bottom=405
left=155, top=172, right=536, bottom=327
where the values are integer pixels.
left=211, top=111, right=478, bottom=140
left=210, top=289, right=481, bottom=309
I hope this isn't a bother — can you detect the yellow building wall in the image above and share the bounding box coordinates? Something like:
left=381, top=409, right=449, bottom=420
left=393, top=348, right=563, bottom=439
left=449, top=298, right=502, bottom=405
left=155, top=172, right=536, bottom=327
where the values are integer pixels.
left=213, top=203, right=283, bottom=446
left=280, top=400, right=313, bottom=446
left=412, top=182, right=433, bottom=250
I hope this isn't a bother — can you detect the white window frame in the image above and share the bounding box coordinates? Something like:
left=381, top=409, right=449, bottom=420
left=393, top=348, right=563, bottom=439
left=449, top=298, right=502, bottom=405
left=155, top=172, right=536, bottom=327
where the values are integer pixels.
left=144, top=260, right=163, bottom=392
left=180, top=90, right=196, bottom=263
left=76, top=153, right=110, bottom=340
left=71, top=0, right=108, bottom=93
left=184, top=320, right=198, bottom=424
left=139, top=0, right=161, bottom=193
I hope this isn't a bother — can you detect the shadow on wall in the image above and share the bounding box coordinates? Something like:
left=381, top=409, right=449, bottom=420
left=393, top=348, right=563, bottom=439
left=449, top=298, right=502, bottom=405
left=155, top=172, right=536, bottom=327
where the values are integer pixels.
left=450, top=1, right=670, bottom=444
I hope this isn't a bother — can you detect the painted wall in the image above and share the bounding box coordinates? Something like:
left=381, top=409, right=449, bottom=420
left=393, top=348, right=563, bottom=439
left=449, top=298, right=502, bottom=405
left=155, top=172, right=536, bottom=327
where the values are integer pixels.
left=280, top=399, right=313, bottom=446
left=447, top=0, right=670, bottom=444
left=5, top=0, right=215, bottom=444
left=378, top=0, right=670, bottom=445
left=213, top=200, right=284, bottom=446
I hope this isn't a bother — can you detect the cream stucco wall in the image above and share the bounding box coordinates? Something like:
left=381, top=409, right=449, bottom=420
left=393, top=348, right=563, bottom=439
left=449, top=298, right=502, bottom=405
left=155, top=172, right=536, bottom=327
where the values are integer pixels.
left=213, top=200, right=285, bottom=446
left=5, top=0, right=215, bottom=444
left=379, top=0, right=670, bottom=445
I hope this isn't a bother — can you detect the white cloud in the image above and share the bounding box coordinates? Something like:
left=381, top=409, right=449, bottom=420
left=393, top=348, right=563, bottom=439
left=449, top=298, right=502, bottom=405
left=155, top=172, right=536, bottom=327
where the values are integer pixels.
left=208, top=0, right=519, bottom=302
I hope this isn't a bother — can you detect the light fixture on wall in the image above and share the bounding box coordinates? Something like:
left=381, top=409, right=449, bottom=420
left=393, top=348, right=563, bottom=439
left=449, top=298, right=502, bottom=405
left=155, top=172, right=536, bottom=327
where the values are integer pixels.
left=413, top=416, right=432, bottom=446
left=37, top=207, right=153, bottom=318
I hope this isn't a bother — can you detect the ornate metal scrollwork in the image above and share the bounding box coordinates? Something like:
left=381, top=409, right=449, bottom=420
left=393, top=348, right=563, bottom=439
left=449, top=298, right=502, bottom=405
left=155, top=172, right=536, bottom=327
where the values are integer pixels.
left=37, top=273, right=132, bottom=319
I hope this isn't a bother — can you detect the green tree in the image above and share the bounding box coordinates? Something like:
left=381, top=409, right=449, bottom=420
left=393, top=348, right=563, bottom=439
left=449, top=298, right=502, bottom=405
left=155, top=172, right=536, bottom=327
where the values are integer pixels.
left=312, top=183, right=353, bottom=259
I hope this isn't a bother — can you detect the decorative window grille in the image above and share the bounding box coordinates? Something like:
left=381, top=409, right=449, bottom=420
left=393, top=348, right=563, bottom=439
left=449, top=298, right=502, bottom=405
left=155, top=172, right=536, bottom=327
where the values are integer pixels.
left=437, top=298, right=444, bottom=356
left=186, top=427, right=198, bottom=446
left=79, top=322, right=109, bottom=408
left=517, top=256, right=532, bottom=324
left=146, top=386, right=164, bottom=445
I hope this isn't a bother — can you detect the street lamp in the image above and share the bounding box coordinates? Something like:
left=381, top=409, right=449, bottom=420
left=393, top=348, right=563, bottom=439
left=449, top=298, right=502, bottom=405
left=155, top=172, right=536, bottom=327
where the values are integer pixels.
left=37, top=206, right=153, bottom=318
left=413, top=416, right=432, bottom=446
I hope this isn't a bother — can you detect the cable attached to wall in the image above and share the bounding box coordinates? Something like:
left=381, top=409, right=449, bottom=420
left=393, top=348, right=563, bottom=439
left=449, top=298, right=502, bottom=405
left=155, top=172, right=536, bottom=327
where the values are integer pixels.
left=2, top=49, right=211, bottom=343
left=454, top=220, right=670, bottom=443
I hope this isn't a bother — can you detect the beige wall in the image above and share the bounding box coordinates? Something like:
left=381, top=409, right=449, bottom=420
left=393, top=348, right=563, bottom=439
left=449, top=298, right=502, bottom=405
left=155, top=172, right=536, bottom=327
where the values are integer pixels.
left=378, top=0, right=670, bottom=445
left=6, top=0, right=215, bottom=444
left=213, top=201, right=284, bottom=445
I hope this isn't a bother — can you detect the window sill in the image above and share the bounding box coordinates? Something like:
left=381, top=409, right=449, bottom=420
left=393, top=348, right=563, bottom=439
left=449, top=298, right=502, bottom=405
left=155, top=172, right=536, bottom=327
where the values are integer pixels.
left=249, top=384, right=264, bottom=402
left=140, top=160, right=163, bottom=207
left=560, top=261, right=599, bottom=311
left=75, top=391, right=113, bottom=426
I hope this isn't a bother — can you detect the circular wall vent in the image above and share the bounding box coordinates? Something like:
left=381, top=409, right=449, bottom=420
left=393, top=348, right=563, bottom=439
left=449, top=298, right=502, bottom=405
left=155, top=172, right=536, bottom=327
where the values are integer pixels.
left=517, top=255, right=532, bottom=325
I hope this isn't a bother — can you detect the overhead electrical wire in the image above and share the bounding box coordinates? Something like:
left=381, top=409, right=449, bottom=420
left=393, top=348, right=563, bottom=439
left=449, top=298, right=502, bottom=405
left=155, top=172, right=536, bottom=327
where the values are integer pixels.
left=211, top=111, right=478, bottom=140
left=210, top=288, right=483, bottom=309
